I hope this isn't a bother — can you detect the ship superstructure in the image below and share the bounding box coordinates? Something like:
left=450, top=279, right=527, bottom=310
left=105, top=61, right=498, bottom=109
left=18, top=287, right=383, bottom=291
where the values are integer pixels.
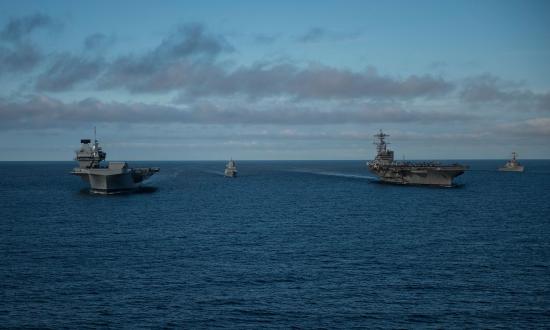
left=71, top=133, right=159, bottom=194
left=367, top=130, right=467, bottom=186
left=499, top=152, right=524, bottom=172
left=224, top=159, right=238, bottom=177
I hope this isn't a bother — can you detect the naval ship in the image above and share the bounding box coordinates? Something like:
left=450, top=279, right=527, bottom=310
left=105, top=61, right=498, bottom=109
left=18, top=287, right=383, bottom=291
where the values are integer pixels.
left=71, top=135, right=159, bottom=194
left=498, top=152, right=524, bottom=172
left=224, top=159, right=238, bottom=177
left=367, top=130, right=467, bottom=186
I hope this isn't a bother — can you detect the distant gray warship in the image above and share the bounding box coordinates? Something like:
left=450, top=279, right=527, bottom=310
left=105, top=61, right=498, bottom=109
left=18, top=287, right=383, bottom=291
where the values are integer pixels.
left=71, top=135, right=159, bottom=194
left=224, top=159, right=238, bottom=177
left=367, top=130, right=466, bottom=186
left=499, top=152, right=524, bottom=172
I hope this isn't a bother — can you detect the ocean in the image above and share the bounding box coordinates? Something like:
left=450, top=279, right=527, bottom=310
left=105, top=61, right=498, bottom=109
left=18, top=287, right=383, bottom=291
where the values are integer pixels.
left=1, top=160, right=549, bottom=328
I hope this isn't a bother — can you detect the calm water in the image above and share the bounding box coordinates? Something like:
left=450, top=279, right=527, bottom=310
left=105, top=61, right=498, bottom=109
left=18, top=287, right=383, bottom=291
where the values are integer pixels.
left=1, top=160, right=550, bottom=328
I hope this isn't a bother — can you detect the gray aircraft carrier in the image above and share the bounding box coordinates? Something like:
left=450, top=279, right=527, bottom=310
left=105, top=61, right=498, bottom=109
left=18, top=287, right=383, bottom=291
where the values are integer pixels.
left=367, top=130, right=467, bottom=186
left=71, top=135, right=159, bottom=194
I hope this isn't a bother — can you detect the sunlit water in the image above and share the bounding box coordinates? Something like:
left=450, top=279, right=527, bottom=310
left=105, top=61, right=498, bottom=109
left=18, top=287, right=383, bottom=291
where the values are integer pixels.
left=1, top=160, right=549, bottom=328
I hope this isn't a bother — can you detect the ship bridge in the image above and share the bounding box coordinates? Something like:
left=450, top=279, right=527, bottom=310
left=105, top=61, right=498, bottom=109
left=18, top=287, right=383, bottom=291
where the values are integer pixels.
left=373, top=130, right=394, bottom=164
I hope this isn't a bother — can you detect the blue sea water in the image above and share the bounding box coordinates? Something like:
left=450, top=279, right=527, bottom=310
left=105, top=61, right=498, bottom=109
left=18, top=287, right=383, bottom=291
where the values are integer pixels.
left=1, top=160, right=550, bottom=328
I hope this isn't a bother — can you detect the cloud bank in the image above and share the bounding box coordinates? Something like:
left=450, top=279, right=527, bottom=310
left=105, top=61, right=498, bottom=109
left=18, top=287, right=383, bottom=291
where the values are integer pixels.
left=0, top=95, right=475, bottom=129
left=460, top=74, right=550, bottom=112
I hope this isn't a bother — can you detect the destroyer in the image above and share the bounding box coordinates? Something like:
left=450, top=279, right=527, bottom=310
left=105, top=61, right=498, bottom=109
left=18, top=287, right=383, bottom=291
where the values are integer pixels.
left=367, top=130, right=467, bottom=186
left=499, top=152, right=524, bottom=172
left=224, top=159, right=238, bottom=177
left=71, top=134, right=159, bottom=194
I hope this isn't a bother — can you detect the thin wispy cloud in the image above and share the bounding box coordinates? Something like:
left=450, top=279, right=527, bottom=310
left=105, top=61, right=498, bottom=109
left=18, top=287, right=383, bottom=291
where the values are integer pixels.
left=0, top=13, right=58, bottom=75
left=36, top=54, right=105, bottom=91
left=0, top=43, right=42, bottom=74
left=296, top=27, right=361, bottom=43
left=252, top=33, right=280, bottom=44
left=83, top=33, right=115, bottom=51
left=0, top=13, right=56, bottom=43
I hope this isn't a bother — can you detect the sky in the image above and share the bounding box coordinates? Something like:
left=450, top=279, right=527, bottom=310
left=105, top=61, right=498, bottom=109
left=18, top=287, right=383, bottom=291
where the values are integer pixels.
left=0, top=0, right=549, bottom=160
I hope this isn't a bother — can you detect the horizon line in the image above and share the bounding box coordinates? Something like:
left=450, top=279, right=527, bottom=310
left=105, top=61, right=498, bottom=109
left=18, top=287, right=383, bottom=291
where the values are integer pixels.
left=1, top=158, right=549, bottom=162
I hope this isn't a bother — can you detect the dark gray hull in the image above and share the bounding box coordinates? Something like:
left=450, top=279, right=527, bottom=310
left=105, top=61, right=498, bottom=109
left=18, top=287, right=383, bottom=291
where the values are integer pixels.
left=72, top=167, right=159, bottom=194
left=498, top=166, right=524, bottom=172
left=224, top=169, right=237, bottom=177
left=368, top=165, right=466, bottom=187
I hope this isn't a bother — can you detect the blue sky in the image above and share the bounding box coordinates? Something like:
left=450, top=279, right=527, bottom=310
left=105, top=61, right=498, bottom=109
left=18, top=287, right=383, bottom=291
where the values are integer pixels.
left=0, top=0, right=549, bottom=160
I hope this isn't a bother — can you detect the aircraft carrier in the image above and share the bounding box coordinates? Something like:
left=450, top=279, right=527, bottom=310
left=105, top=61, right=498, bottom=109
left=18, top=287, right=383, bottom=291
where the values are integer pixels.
left=71, top=133, right=159, bottom=194
left=367, top=130, right=467, bottom=186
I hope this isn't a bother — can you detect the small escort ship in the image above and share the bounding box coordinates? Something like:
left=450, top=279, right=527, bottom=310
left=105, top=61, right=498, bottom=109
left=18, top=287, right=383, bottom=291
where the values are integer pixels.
left=224, top=159, right=238, bottom=178
left=367, top=130, right=467, bottom=186
left=71, top=133, right=159, bottom=194
left=498, top=152, right=524, bottom=172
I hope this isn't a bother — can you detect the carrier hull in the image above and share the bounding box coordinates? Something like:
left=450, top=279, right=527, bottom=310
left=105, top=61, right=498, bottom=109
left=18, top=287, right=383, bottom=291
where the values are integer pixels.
left=368, top=165, right=466, bottom=187
left=72, top=167, right=159, bottom=194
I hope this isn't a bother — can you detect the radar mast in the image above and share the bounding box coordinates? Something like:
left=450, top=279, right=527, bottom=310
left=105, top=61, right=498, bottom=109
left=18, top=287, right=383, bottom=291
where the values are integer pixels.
left=373, top=129, right=390, bottom=154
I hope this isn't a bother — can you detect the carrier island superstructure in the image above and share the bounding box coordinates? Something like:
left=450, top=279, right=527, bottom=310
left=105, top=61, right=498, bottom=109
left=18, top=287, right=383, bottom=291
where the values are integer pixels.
left=71, top=136, right=159, bottom=194
left=367, top=130, right=467, bottom=186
